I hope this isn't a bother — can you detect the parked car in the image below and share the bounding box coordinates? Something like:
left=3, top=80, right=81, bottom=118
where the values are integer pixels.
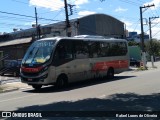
left=130, top=58, right=141, bottom=67
left=0, top=59, right=22, bottom=76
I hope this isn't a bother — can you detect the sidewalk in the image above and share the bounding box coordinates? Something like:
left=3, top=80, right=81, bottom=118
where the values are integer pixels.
left=0, top=61, right=160, bottom=93
left=0, top=82, right=30, bottom=93
left=0, top=76, right=30, bottom=93
left=147, top=61, right=160, bottom=68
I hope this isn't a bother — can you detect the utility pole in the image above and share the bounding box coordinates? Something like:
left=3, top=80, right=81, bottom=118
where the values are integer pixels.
left=149, top=16, right=159, bottom=67
left=64, top=0, right=71, bottom=37
left=35, top=7, right=40, bottom=39
left=140, top=4, right=154, bottom=69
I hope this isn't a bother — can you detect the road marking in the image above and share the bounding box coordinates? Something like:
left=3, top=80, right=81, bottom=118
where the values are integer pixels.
left=0, top=94, right=37, bottom=103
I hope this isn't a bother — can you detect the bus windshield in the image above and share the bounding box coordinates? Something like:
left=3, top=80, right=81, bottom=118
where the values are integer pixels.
left=22, top=40, right=56, bottom=65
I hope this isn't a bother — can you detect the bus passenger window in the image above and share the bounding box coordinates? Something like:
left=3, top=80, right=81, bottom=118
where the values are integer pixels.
left=74, top=41, right=89, bottom=59
left=88, top=42, right=100, bottom=58
left=100, top=42, right=110, bottom=57
left=57, top=45, right=66, bottom=59
left=55, top=42, right=73, bottom=60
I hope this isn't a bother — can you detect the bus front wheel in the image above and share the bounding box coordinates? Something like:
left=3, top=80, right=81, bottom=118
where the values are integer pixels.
left=56, top=75, right=68, bottom=88
left=32, top=85, right=42, bottom=90
left=107, top=68, right=114, bottom=79
left=13, top=72, right=17, bottom=77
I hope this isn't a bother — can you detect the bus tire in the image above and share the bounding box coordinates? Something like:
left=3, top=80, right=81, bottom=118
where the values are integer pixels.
left=56, top=75, right=68, bottom=89
left=13, top=72, right=17, bottom=77
left=107, top=68, right=114, bottom=79
left=32, top=85, right=42, bottom=90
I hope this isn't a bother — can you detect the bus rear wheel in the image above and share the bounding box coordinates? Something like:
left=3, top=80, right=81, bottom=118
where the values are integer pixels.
left=32, top=85, right=42, bottom=90
left=56, top=75, right=68, bottom=89
left=107, top=68, right=114, bottom=79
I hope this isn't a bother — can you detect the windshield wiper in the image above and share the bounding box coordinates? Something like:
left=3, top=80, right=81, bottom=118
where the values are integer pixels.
left=24, top=47, right=37, bottom=64
left=30, top=47, right=40, bottom=64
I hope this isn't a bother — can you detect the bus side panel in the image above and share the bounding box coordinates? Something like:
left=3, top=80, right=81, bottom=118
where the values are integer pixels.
left=55, top=59, right=91, bottom=83
left=71, top=59, right=90, bottom=82
left=90, top=56, right=129, bottom=77
left=47, top=66, right=57, bottom=84
left=89, top=58, right=106, bottom=79
left=55, top=61, right=75, bottom=83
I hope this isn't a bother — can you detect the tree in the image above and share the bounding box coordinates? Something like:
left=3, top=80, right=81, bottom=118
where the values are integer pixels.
left=145, top=40, right=160, bottom=56
left=128, top=41, right=140, bottom=46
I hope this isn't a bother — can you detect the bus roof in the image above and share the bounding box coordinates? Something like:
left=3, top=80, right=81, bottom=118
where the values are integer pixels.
left=37, top=36, right=127, bottom=42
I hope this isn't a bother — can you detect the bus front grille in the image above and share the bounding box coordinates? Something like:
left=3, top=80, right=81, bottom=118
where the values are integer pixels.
left=22, top=72, right=39, bottom=77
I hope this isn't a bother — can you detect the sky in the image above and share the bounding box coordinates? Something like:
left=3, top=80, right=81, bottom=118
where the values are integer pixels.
left=0, top=0, right=160, bottom=39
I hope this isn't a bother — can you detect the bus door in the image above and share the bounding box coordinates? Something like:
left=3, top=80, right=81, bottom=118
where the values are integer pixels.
left=52, top=40, right=75, bottom=82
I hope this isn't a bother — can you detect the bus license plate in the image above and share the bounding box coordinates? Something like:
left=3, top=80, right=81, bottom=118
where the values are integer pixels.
left=28, top=78, right=32, bottom=81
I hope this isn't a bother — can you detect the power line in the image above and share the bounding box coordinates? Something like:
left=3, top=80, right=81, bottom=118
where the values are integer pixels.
left=0, top=10, right=62, bottom=32
left=149, top=8, right=156, bottom=16
left=11, top=0, right=28, bottom=4
left=152, top=28, right=160, bottom=38
left=154, top=9, right=160, bottom=17
left=0, top=15, right=34, bottom=22
left=151, top=23, right=160, bottom=38
left=0, top=10, right=60, bottom=21
left=0, top=22, right=30, bottom=27
left=38, top=11, right=54, bottom=15
left=144, top=18, right=160, bottom=33
left=133, top=20, right=140, bottom=31
left=47, top=9, right=64, bottom=24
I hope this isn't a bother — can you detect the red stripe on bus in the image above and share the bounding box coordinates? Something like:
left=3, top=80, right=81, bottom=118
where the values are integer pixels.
left=91, top=60, right=128, bottom=72
left=21, top=66, right=43, bottom=73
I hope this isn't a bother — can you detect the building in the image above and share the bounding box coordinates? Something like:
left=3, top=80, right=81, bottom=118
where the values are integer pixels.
left=0, top=13, right=125, bottom=61
left=0, top=37, right=32, bottom=60
left=127, top=32, right=149, bottom=43
left=129, top=32, right=137, bottom=38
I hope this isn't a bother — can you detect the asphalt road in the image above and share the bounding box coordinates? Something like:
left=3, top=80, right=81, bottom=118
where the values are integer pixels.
left=0, top=68, right=160, bottom=119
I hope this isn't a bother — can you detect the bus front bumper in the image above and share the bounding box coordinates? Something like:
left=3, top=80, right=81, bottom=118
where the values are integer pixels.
left=20, top=74, right=49, bottom=85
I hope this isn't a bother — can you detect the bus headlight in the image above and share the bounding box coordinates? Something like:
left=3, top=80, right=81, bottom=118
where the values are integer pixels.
left=39, top=74, right=48, bottom=81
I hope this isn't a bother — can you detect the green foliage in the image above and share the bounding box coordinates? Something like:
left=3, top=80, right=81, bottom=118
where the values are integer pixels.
left=145, top=39, right=160, bottom=56
left=128, top=41, right=140, bottom=46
